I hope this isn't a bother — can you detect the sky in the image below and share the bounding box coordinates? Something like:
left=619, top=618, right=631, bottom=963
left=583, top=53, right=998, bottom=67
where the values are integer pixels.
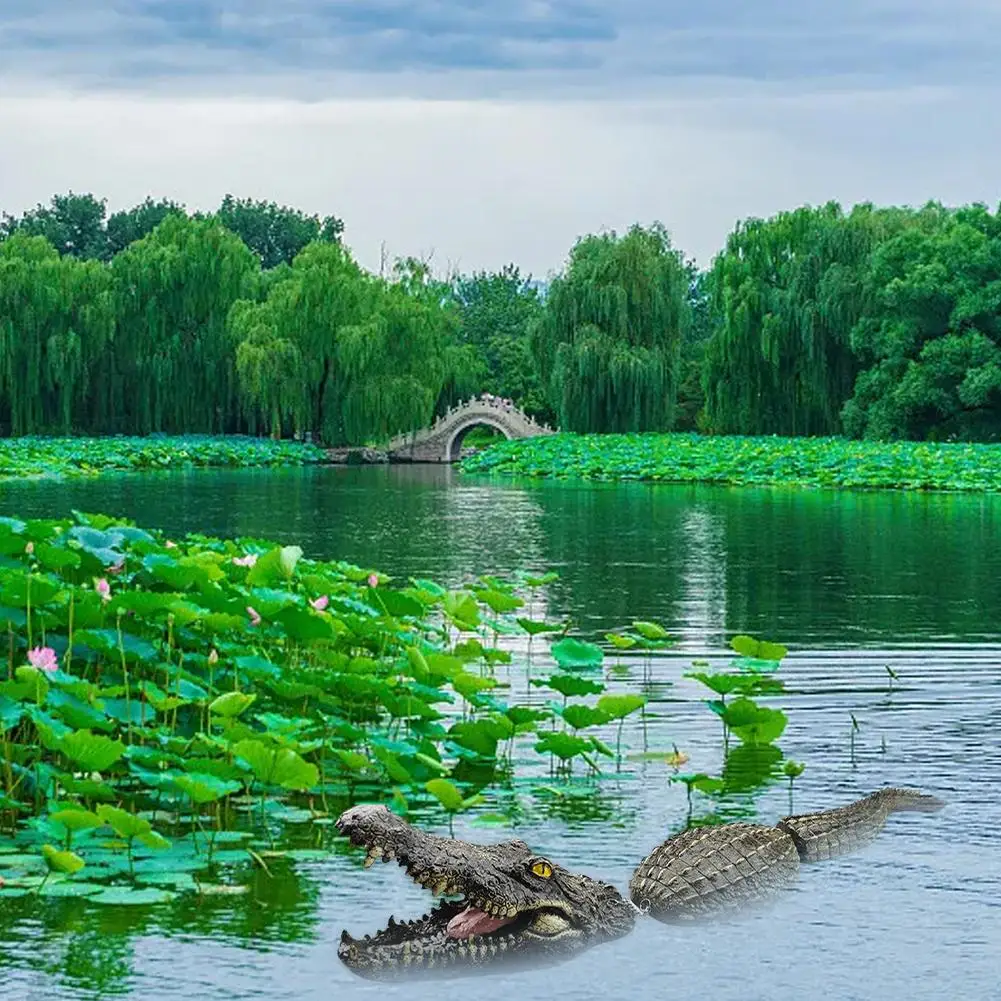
left=1, top=0, right=999, bottom=277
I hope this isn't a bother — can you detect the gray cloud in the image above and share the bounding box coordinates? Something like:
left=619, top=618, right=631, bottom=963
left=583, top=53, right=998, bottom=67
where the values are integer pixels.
left=1, top=0, right=999, bottom=97
left=1, top=1, right=999, bottom=281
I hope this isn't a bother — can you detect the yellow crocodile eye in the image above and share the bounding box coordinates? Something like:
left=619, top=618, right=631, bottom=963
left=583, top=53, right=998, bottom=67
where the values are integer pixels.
left=531, top=861, right=553, bottom=879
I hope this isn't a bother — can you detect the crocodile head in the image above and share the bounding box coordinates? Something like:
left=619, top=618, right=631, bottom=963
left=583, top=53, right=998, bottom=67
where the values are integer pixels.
left=336, top=804, right=635, bottom=980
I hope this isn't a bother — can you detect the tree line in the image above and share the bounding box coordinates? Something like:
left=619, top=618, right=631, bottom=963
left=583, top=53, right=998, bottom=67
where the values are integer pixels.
left=2, top=192, right=1000, bottom=443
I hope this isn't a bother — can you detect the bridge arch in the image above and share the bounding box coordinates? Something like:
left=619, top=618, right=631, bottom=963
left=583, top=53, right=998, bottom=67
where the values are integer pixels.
left=445, top=417, right=513, bottom=462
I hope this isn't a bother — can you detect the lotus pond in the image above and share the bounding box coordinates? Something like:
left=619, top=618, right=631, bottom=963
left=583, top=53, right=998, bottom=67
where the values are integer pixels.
left=463, top=431, right=1001, bottom=491
left=0, top=464, right=998, bottom=1001
left=0, top=435, right=326, bottom=480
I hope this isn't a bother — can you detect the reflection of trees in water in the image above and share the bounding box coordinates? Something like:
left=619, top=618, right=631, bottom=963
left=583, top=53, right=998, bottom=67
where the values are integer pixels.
left=531, top=481, right=1001, bottom=646
left=0, top=861, right=321, bottom=994
left=3, top=467, right=1000, bottom=645
left=0, top=900, right=143, bottom=996
left=532, top=784, right=638, bottom=827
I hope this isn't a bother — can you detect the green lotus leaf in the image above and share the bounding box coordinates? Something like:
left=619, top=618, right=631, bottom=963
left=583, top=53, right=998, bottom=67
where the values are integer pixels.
left=61, top=730, right=126, bottom=771
left=550, top=638, right=604, bottom=670
left=41, top=844, right=85, bottom=875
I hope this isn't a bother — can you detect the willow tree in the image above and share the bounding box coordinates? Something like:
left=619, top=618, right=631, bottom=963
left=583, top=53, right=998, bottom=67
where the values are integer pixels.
left=531, top=224, right=690, bottom=432
left=230, top=293, right=306, bottom=438
left=229, top=242, right=369, bottom=442
left=337, top=258, right=468, bottom=442
left=106, top=215, right=259, bottom=433
left=701, top=202, right=934, bottom=436
left=230, top=250, right=472, bottom=445
left=0, top=234, right=113, bottom=433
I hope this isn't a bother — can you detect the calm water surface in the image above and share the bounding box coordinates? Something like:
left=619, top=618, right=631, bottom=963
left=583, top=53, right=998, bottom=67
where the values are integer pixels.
left=1, top=466, right=999, bottom=1001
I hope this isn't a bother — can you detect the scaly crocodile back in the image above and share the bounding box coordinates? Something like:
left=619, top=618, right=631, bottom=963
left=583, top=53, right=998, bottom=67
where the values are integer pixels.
left=775, top=787, right=945, bottom=863
left=629, top=788, right=944, bottom=921
left=629, top=823, right=801, bottom=922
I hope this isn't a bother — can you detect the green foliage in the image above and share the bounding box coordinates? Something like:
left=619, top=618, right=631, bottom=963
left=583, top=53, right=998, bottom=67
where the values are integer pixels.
left=550, top=637, right=604, bottom=670
left=843, top=205, right=1001, bottom=441
left=96, top=805, right=169, bottom=850
left=0, top=191, right=341, bottom=269
left=702, top=200, right=1001, bottom=442
left=0, top=192, right=466, bottom=444
left=215, top=194, right=343, bottom=269
left=449, top=266, right=549, bottom=418
left=702, top=202, right=890, bottom=436
left=720, top=698, right=788, bottom=745
left=229, top=249, right=469, bottom=444
left=232, top=741, right=319, bottom=791
left=1, top=192, right=111, bottom=259
left=6, top=190, right=1001, bottom=448
left=0, top=435, right=324, bottom=480
left=425, top=778, right=482, bottom=815
left=532, top=675, right=606, bottom=698
left=105, top=197, right=186, bottom=257
left=42, top=843, right=86, bottom=875
left=2, top=510, right=720, bottom=888
left=595, top=694, right=646, bottom=719
left=532, top=223, right=691, bottom=432
left=730, top=635, right=788, bottom=661
left=109, top=215, right=260, bottom=435
left=462, top=429, right=1001, bottom=491
left=0, top=235, right=115, bottom=434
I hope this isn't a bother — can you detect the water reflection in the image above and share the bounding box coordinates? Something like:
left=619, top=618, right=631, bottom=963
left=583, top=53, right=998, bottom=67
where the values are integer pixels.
left=1, top=467, right=1000, bottom=999
left=4, top=466, right=1001, bottom=645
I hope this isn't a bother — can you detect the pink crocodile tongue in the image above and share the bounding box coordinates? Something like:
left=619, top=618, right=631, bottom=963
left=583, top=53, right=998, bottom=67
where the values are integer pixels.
left=446, top=906, right=514, bottom=940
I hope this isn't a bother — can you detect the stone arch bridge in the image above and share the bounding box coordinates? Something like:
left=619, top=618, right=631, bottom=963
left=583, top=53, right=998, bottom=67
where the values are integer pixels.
left=385, top=397, right=557, bottom=463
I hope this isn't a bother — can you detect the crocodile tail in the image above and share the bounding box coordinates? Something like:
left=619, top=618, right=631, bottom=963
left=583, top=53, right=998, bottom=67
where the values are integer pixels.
left=873, top=787, right=946, bottom=813
left=776, top=787, right=944, bottom=864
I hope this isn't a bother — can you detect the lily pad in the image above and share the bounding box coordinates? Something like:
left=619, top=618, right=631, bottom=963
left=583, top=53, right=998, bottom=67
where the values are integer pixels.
left=89, top=886, right=176, bottom=906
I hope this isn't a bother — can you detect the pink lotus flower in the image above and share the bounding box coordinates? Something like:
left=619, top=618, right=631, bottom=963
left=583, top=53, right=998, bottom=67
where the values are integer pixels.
left=246, top=606, right=262, bottom=626
left=367, top=573, right=379, bottom=588
left=208, top=648, right=219, bottom=665
left=95, top=578, right=111, bottom=602
left=310, top=595, right=329, bottom=611
left=24, top=542, right=34, bottom=555
left=165, top=540, right=177, bottom=549
left=27, top=646, right=58, bottom=673
left=233, top=553, right=258, bottom=567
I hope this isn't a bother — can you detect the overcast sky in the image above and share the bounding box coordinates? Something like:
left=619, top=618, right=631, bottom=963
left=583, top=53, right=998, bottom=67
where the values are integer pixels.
left=1, top=1, right=999, bottom=276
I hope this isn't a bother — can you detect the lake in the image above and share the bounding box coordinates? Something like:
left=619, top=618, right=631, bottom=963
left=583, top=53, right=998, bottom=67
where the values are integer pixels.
left=1, top=465, right=999, bottom=1000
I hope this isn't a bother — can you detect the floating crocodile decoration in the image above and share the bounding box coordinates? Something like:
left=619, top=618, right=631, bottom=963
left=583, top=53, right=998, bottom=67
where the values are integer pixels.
left=336, top=787, right=944, bottom=980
